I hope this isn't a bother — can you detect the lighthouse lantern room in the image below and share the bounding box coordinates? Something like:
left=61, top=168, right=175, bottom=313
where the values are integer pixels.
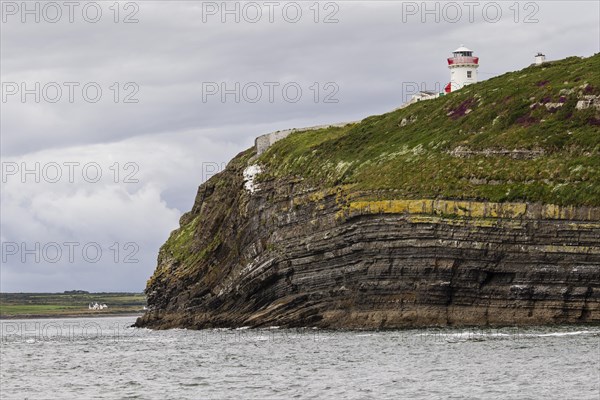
left=445, top=45, right=479, bottom=93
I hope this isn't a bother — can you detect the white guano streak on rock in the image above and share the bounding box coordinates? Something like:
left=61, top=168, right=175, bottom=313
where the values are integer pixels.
left=243, top=165, right=262, bottom=193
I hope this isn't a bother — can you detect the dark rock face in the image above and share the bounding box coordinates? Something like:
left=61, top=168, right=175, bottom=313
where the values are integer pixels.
left=135, top=153, right=600, bottom=329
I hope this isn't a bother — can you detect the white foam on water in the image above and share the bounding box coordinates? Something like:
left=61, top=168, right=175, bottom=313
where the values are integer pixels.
left=533, top=330, right=594, bottom=337
left=235, top=326, right=251, bottom=330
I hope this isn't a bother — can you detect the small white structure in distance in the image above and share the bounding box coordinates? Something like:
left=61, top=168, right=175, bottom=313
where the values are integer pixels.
left=411, top=90, right=440, bottom=102
left=535, top=52, right=546, bottom=65
left=398, top=90, right=442, bottom=110
left=88, top=302, right=108, bottom=310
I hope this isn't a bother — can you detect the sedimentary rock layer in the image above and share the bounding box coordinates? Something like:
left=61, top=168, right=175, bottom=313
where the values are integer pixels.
left=135, top=157, right=600, bottom=329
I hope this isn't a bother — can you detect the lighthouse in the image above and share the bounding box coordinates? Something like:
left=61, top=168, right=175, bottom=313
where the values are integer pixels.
left=445, top=45, right=479, bottom=93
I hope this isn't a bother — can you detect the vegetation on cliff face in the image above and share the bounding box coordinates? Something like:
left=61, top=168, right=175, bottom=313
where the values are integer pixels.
left=259, top=54, right=600, bottom=206
left=146, top=149, right=255, bottom=290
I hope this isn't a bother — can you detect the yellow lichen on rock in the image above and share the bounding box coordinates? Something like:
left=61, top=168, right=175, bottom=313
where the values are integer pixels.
left=340, top=199, right=599, bottom=221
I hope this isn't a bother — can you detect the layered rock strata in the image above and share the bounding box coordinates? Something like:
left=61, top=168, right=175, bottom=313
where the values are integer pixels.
left=135, top=156, right=600, bottom=329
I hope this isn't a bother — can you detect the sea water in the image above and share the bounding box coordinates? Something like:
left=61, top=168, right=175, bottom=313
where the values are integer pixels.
left=1, top=316, right=599, bottom=399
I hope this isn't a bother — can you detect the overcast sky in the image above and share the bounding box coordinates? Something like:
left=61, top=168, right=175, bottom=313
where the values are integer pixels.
left=1, top=1, right=598, bottom=292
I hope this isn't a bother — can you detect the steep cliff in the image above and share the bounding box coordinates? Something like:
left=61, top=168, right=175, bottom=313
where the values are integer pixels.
left=136, top=54, right=600, bottom=329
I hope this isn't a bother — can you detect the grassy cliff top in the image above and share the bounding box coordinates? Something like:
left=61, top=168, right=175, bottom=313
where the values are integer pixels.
left=258, top=54, right=600, bottom=206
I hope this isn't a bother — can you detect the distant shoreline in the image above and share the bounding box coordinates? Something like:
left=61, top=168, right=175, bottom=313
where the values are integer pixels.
left=0, top=312, right=144, bottom=320
left=1, top=292, right=147, bottom=320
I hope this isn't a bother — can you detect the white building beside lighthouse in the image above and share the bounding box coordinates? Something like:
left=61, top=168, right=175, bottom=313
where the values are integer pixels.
left=445, top=45, right=479, bottom=93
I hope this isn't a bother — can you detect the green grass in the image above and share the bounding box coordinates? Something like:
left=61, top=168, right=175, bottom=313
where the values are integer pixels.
left=0, top=305, right=80, bottom=315
left=258, top=54, right=600, bottom=206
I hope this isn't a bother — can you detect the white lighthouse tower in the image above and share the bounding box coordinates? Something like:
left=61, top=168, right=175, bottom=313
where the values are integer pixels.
left=445, top=45, right=479, bottom=93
